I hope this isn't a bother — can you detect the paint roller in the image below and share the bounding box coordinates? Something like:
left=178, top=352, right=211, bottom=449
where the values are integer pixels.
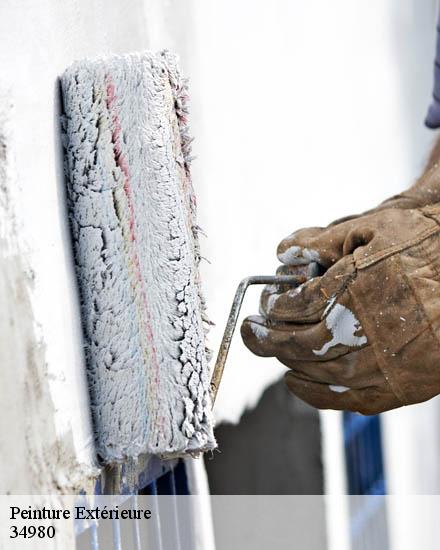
left=61, top=51, right=304, bottom=464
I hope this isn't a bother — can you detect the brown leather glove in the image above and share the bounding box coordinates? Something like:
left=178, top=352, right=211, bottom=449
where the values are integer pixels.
left=241, top=205, right=440, bottom=414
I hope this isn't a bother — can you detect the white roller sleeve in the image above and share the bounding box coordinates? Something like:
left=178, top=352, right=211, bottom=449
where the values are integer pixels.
left=61, top=51, right=216, bottom=463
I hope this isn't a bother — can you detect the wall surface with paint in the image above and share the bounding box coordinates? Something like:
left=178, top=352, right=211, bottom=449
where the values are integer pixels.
left=0, top=0, right=196, bottom=494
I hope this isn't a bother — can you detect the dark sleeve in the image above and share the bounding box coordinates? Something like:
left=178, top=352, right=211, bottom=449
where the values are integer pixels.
left=425, top=8, right=440, bottom=129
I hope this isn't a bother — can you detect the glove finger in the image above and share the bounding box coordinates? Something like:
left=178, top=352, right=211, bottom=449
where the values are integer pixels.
left=261, top=256, right=355, bottom=323
left=276, top=227, right=325, bottom=266
left=241, top=301, right=368, bottom=362
left=275, top=262, right=322, bottom=280
left=277, top=215, right=377, bottom=269
left=257, top=264, right=321, bottom=309
left=277, top=223, right=352, bottom=269
left=277, top=346, right=382, bottom=389
left=285, top=372, right=401, bottom=415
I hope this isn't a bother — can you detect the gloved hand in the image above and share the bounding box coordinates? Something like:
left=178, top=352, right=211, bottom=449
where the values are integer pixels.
left=241, top=205, right=440, bottom=414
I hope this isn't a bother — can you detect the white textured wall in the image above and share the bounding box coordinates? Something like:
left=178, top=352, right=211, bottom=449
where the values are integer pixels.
left=0, top=0, right=194, bottom=493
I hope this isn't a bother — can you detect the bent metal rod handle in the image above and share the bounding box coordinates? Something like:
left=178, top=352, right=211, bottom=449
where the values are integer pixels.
left=210, top=275, right=300, bottom=407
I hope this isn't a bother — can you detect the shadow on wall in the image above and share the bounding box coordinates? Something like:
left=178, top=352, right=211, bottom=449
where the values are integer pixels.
left=205, top=378, right=323, bottom=495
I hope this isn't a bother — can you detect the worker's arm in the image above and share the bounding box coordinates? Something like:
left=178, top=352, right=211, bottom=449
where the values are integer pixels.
left=241, top=135, right=440, bottom=414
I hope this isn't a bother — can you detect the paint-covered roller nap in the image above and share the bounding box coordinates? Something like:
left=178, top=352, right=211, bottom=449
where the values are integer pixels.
left=61, top=51, right=216, bottom=462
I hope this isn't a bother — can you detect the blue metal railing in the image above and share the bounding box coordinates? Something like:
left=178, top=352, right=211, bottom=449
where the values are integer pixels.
left=76, top=458, right=189, bottom=549
left=343, top=413, right=386, bottom=495
left=343, top=412, right=389, bottom=549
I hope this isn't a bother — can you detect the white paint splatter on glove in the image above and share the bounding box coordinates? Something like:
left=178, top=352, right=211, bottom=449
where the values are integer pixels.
left=313, top=297, right=368, bottom=356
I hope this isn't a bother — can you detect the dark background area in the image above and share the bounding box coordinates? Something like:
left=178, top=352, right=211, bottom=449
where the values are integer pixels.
left=205, top=379, right=323, bottom=495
